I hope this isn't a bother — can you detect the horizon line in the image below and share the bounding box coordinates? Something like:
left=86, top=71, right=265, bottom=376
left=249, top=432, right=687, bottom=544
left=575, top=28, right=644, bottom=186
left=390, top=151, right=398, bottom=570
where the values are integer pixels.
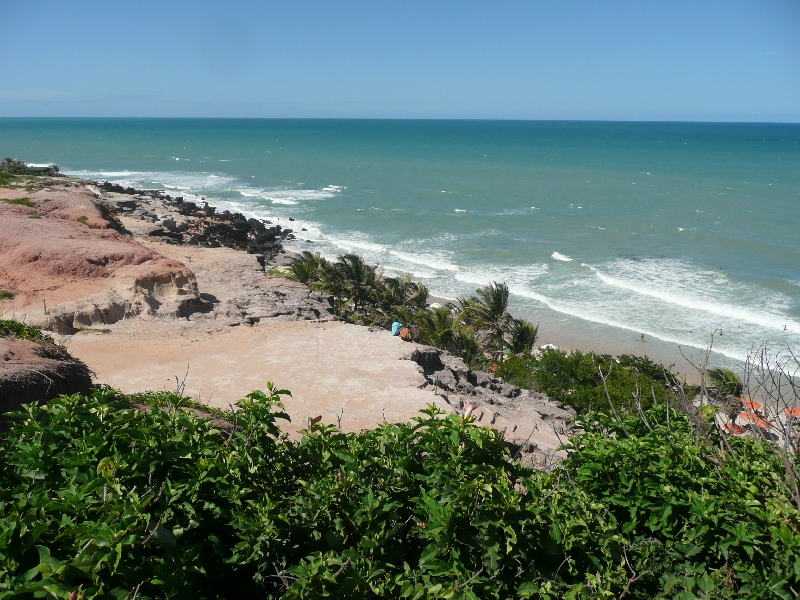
left=1, top=116, right=799, bottom=125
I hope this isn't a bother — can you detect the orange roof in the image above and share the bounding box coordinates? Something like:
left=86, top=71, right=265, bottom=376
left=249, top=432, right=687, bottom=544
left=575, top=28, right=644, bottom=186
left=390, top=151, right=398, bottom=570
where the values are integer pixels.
left=785, top=407, right=800, bottom=418
left=723, top=423, right=746, bottom=435
left=738, top=411, right=774, bottom=429
left=742, top=399, right=762, bottom=410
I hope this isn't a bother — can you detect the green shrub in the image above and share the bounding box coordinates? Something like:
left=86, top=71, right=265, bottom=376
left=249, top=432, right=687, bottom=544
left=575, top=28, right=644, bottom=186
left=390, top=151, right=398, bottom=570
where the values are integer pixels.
left=1, top=197, right=34, bottom=207
left=495, top=353, right=538, bottom=389
left=498, top=348, right=677, bottom=415
left=27, top=215, right=41, bottom=219
left=0, top=172, right=18, bottom=186
left=76, top=215, right=89, bottom=224
left=0, top=291, right=14, bottom=301
left=1, top=386, right=797, bottom=598
left=0, top=319, right=55, bottom=344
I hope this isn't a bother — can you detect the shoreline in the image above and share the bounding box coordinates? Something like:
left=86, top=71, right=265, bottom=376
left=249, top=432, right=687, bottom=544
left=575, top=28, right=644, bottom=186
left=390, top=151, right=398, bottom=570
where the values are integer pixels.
left=68, top=173, right=756, bottom=377
left=0, top=171, right=706, bottom=385
left=0, top=174, right=575, bottom=467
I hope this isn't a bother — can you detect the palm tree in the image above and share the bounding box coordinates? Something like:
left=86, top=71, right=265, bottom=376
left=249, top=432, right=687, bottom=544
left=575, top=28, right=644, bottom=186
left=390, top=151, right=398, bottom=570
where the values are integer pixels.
left=335, top=253, right=381, bottom=316
left=508, top=318, right=539, bottom=355
left=288, top=251, right=324, bottom=284
left=380, top=274, right=429, bottom=313
left=317, top=259, right=348, bottom=316
left=708, top=368, right=743, bottom=402
left=459, top=282, right=513, bottom=360
left=707, top=368, right=744, bottom=424
left=418, top=306, right=456, bottom=350
left=451, top=326, right=483, bottom=368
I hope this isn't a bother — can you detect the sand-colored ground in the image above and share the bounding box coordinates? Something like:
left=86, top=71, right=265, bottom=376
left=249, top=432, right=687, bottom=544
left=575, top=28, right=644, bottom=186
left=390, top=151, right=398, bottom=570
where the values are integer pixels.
left=65, top=318, right=447, bottom=435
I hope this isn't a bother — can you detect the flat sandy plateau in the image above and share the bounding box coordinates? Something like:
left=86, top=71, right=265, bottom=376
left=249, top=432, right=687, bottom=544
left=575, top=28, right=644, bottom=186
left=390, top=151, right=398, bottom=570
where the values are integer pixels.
left=66, top=314, right=447, bottom=436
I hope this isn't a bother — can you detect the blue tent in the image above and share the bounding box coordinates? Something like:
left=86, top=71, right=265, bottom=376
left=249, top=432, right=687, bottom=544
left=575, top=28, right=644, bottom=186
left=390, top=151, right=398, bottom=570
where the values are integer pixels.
left=391, top=322, right=403, bottom=336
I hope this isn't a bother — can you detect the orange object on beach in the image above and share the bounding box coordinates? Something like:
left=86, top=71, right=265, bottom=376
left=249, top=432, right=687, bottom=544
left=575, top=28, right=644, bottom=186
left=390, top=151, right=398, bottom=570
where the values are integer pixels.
left=723, top=423, right=746, bottom=435
left=785, top=407, right=800, bottom=418
left=742, top=399, right=762, bottom=410
left=399, top=327, right=412, bottom=341
left=739, top=411, right=774, bottom=429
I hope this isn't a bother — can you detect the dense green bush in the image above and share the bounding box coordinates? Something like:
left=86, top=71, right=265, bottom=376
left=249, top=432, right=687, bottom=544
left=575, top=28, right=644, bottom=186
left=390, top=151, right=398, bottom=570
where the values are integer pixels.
left=498, top=348, right=679, bottom=415
left=0, top=172, right=18, bottom=186
left=0, top=319, right=57, bottom=345
left=1, top=198, right=35, bottom=207
left=1, top=388, right=798, bottom=599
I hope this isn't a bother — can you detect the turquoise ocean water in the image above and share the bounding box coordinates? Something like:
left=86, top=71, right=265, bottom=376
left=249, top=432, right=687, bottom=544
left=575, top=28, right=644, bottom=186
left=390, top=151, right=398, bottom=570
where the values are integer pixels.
left=1, top=118, right=798, bottom=371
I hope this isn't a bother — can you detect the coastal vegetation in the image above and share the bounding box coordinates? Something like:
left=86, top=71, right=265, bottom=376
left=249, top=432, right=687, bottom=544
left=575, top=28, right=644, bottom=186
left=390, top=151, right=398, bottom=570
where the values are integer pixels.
left=0, top=157, right=60, bottom=177
left=0, top=172, right=18, bottom=187
left=1, top=198, right=34, bottom=207
left=0, top=319, right=57, bottom=345
left=286, top=252, right=539, bottom=368
left=0, top=291, right=14, bottom=301
left=286, top=252, right=687, bottom=418
left=496, top=349, right=684, bottom=416
left=1, top=381, right=798, bottom=599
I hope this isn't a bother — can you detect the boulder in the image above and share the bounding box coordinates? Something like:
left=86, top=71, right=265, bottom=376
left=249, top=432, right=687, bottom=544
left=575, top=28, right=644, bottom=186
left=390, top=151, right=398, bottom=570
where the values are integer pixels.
left=0, top=335, right=93, bottom=428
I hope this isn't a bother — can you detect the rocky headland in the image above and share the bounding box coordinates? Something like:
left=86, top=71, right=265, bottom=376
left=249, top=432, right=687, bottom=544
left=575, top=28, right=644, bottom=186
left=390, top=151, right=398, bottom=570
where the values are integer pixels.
left=0, top=175, right=573, bottom=468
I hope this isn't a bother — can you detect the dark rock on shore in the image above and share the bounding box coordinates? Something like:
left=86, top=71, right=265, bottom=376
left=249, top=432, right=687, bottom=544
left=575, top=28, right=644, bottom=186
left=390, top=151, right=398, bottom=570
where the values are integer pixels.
left=96, top=182, right=292, bottom=266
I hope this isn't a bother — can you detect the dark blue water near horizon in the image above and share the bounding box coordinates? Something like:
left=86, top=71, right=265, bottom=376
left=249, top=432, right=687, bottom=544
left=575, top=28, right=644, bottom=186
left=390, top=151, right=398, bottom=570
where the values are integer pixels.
left=2, top=118, right=799, bottom=369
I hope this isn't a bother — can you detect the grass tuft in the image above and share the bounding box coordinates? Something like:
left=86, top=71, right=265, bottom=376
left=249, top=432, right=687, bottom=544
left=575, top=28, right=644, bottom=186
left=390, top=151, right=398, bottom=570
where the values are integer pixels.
left=0, top=319, right=55, bottom=344
left=76, top=215, right=89, bottom=224
left=2, top=197, right=35, bottom=207
left=76, top=327, right=111, bottom=334
left=0, top=290, right=15, bottom=301
left=27, top=214, right=41, bottom=219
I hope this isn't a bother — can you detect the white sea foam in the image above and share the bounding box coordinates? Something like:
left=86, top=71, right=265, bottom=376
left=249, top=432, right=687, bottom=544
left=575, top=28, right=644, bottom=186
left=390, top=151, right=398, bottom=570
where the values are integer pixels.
left=454, top=209, right=467, bottom=212
left=388, top=250, right=459, bottom=272
left=454, top=263, right=549, bottom=289
left=233, top=186, right=339, bottom=205
left=67, top=170, right=142, bottom=178
left=65, top=169, right=341, bottom=208
left=323, top=235, right=386, bottom=254
left=66, top=169, right=238, bottom=193
left=594, top=269, right=800, bottom=333
left=509, top=286, right=750, bottom=362
left=551, top=252, right=573, bottom=262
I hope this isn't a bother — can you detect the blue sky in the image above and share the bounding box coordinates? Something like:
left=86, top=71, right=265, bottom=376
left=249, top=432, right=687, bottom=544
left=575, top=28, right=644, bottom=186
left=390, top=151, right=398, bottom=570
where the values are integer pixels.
left=2, top=0, right=799, bottom=121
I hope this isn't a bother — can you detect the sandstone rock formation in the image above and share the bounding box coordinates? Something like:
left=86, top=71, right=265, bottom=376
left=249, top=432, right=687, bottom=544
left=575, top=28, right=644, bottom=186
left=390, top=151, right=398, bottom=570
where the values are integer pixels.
left=0, top=184, right=210, bottom=333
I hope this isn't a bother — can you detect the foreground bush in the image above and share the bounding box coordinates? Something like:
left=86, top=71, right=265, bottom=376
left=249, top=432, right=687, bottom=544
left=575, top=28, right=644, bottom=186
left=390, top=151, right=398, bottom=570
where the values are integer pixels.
left=1, top=388, right=798, bottom=598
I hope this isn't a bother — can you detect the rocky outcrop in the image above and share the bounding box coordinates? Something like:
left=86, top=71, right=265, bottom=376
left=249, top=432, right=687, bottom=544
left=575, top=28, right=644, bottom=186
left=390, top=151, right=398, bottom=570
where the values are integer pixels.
left=96, top=184, right=292, bottom=265
left=407, top=345, right=575, bottom=469
left=28, top=266, right=213, bottom=334
left=0, top=335, right=93, bottom=428
left=0, top=184, right=212, bottom=333
left=204, top=275, right=335, bottom=326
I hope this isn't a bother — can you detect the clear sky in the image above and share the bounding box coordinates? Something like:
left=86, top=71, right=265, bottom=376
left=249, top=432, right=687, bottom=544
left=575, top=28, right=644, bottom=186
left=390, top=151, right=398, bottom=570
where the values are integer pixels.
left=2, top=0, right=799, bottom=121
